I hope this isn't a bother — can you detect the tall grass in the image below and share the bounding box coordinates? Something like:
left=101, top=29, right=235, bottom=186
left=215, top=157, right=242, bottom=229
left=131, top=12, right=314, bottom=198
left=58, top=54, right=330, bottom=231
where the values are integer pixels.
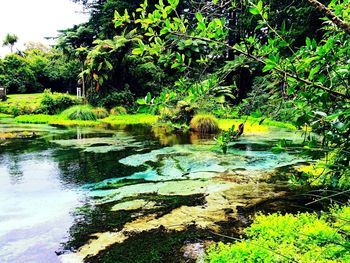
left=61, top=105, right=97, bottom=121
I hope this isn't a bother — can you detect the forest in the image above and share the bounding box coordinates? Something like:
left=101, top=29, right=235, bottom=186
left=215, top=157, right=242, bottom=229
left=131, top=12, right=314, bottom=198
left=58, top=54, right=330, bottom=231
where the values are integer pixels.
left=0, top=0, right=349, bottom=262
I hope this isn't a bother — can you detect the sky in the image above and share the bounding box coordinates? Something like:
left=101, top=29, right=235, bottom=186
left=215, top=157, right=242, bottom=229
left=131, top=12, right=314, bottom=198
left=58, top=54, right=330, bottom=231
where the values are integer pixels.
left=0, top=0, right=89, bottom=56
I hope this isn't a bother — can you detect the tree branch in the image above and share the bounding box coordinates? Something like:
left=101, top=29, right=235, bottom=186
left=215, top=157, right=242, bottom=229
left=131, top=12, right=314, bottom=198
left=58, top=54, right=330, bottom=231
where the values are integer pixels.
left=307, top=0, right=350, bottom=35
left=170, top=32, right=350, bottom=100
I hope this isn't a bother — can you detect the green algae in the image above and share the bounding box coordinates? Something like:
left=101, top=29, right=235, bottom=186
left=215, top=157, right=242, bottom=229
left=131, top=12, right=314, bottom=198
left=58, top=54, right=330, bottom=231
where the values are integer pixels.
left=85, top=226, right=211, bottom=263
left=63, top=193, right=206, bottom=254
left=50, top=134, right=145, bottom=153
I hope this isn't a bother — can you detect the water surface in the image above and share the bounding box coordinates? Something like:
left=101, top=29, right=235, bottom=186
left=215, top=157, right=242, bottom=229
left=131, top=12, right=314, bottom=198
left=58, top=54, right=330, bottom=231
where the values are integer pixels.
left=0, top=121, right=307, bottom=262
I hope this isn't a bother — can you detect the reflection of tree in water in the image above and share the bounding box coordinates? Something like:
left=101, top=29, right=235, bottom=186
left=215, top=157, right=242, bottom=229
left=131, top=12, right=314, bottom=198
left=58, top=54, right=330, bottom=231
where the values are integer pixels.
left=9, top=158, right=24, bottom=184
left=1, top=155, right=24, bottom=184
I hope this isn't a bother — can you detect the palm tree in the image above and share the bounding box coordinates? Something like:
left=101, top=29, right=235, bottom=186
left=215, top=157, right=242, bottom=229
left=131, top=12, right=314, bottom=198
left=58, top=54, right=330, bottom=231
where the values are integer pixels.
left=2, top=33, right=18, bottom=53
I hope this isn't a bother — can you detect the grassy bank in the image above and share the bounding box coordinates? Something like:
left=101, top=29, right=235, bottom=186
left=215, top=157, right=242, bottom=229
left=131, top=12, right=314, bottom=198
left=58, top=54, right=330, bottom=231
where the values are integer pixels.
left=0, top=93, right=44, bottom=114
left=14, top=114, right=158, bottom=127
left=14, top=113, right=295, bottom=131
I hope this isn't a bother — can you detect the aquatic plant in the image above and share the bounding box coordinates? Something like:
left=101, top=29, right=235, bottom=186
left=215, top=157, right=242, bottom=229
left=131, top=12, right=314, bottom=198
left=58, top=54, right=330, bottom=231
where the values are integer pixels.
left=190, top=114, right=218, bottom=134
left=110, top=106, right=127, bottom=115
left=62, top=105, right=97, bottom=121
left=92, top=107, right=109, bottom=119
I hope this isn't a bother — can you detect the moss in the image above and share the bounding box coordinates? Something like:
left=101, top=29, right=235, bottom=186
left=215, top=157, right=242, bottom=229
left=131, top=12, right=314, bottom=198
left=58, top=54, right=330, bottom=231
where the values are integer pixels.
left=86, top=226, right=209, bottom=263
left=91, top=107, right=109, bottom=119
left=110, top=106, right=127, bottom=115
left=190, top=114, right=219, bottom=134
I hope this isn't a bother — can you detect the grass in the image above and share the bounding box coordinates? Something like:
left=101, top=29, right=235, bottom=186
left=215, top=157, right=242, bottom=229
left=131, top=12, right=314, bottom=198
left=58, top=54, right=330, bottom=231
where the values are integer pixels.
left=0, top=93, right=43, bottom=115
left=0, top=113, right=12, bottom=118
left=218, top=116, right=296, bottom=133
left=190, top=114, right=219, bottom=133
left=15, top=114, right=62, bottom=124
left=14, top=113, right=295, bottom=131
left=102, top=114, right=158, bottom=125
left=15, top=113, right=158, bottom=127
left=61, top=105, right=97, bottom=121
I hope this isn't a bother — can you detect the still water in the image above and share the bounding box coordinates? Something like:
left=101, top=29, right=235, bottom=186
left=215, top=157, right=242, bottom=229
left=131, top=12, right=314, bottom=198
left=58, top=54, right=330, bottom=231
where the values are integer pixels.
left=0, top=121, right=306, bottom=262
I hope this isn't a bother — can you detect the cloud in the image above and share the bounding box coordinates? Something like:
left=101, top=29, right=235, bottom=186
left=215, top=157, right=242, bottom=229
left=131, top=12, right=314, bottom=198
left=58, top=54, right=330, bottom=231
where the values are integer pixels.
left=0, top=0, right=89, bottom=56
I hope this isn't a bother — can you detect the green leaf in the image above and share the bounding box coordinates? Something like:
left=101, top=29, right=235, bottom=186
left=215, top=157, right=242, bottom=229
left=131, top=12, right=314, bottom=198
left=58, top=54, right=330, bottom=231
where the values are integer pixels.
left=249, top=7, right=260, bottom=15
left=195, top=12, right=203, bottom=22
left=262, top=63, right=275, bottom=72
left=132, top=48, right=143, bottom=55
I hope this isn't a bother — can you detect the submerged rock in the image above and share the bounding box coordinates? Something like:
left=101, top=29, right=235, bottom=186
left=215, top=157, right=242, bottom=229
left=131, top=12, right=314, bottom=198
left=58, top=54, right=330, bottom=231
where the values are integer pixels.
left=111, top=199, right=158, bottom=211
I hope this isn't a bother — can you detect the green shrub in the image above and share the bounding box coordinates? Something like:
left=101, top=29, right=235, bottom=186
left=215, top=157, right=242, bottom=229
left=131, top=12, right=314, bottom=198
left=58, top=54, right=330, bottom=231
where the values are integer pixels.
left=205, top=210, right=350, bottom=262
left=38, top=90, right=79, bottom=115
left=89, top=89, right=135, bottom=109
left=91, top=107, right=109, bottom=119
left=110, top=106, right=127, bottom=115
left=190, top=114, right=219, bottom=134
left=61, top=105, right=97, bottom=121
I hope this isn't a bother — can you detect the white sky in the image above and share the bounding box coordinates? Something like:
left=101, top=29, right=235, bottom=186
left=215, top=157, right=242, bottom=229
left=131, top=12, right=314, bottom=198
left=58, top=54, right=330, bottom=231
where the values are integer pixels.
left=0, top=0, right=89, bottom=56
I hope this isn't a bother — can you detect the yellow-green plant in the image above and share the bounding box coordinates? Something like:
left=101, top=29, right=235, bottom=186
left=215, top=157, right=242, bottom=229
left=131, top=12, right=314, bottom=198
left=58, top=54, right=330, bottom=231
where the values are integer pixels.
left=61, top=105, right=97, bottom=121
left=110, top=106, right=127, bottom=115
left=91, top=107, right=109, bottom=119
left=190, top=114, right=218, bottom=134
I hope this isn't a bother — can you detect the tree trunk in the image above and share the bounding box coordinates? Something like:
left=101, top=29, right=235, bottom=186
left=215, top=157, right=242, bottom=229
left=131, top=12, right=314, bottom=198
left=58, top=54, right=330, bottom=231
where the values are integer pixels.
left=81, top=60, right=86, bottom=104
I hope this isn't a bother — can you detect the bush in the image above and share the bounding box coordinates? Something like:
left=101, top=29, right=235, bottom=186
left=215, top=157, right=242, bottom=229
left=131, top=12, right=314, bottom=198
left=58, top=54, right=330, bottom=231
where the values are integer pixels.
left=91, top=107, right=109, bottom=119
left=204, top=209, right=350, bottom=263
left=190, top=114, right=219, bottom=134
left=61, top=105, right=97, bottom=121
left=89, top=89, right=135, bottom=110
left=110, top=106, right=127, bottom=115
left=38, top=90, right=79, bottom=114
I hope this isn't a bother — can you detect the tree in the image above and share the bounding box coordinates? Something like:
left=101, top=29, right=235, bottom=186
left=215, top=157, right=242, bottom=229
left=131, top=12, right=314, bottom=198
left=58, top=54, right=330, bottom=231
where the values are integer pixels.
left=2, top=33, right=18, bottom=53
left=112, top=0, right=349, bottom=188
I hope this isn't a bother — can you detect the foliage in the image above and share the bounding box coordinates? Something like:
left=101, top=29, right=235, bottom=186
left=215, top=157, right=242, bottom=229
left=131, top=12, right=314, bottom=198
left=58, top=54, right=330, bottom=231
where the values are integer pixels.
left=205, top=208, right=350, bottom=262
left=110, top=106, right=127, bottom=115
left=0, top=54, right=39, bottom=93
left=0, top=47, right=80, bottom=94
left=91, top=107, right=109, bottom=119
left=38, top=90, right=80, bottom=115
left=89, top=88, right=135, bottom=109
left=61, top=105, right=97, bottom=121
left=2, top=33, right=18, bottom=52
left=190, top=114, right=218, bottom=134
